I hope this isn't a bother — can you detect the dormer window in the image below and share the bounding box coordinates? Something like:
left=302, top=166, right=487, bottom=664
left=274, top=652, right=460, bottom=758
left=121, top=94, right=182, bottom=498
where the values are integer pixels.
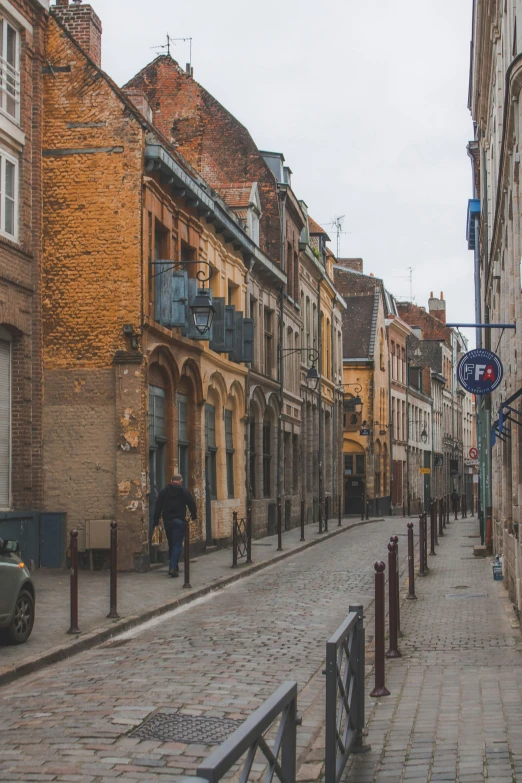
left=247, top=182, right=261, bottom=246
left=0, top=19, right=19, bottom=122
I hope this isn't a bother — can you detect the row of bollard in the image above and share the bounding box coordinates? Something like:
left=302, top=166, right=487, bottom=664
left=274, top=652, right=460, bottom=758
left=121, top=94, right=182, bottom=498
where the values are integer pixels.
left=371, top=495, right=455, bottom=697
left=68, top=517, right=194, bottom=634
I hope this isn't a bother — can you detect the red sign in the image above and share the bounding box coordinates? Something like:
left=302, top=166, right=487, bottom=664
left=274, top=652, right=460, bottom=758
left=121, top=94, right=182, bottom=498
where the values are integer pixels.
left=469, top=447, right=478, bottom=460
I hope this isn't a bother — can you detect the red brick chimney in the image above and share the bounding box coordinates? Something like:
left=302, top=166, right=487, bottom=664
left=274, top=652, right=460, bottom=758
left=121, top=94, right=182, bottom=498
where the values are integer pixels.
left=428, top=291, right=446, bottom=324
left=52, top=0, right=102, bottom=68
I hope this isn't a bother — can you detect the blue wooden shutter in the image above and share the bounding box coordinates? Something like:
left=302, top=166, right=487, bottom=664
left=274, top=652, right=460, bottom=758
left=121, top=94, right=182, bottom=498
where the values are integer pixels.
left=209, top=298, right=226, bottom=351
left=171, top=270, right=188, bottom=327
left=242, top=318, right=254, bottom=363
left=224, top=306, right=235, bottom=352
left=154, top=261, right=172, bottom=325
left=229, top=312, right=244, bottom=363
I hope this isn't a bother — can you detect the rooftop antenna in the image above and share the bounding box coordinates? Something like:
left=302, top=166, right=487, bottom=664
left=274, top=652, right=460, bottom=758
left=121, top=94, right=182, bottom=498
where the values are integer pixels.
left=391, top=266, right=414, bottom=302
left=324, top=215, right=346, bottom=258
left=151, top=35, right=193, bottom=72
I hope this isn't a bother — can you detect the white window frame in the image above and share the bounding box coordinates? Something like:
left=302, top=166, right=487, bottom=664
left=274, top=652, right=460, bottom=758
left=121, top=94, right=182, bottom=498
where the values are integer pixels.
left=0, top=146, right=18, bottom=240
left=0, top=330, right=12, bottom=510
left=0, top=17, right=20, bottom=123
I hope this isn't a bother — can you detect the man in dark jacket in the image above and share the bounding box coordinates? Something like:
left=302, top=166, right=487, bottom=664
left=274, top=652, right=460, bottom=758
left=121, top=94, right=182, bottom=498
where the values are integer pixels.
left=154, top=474, right=197, bottom=577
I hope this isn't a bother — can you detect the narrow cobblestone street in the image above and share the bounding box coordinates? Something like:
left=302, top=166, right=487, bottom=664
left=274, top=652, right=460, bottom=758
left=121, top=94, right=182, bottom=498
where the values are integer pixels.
left=343, top=516, right=522, bottom=783
left=0, top=517, right=404, bottom=783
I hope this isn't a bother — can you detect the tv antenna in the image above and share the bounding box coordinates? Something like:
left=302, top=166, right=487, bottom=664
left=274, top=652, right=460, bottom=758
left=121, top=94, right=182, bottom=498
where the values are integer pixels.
left=152, top=35, right=193, bottom=69
left=324, top=215, right=346, bottom=258
left=392, top=266, right=414, bottom=301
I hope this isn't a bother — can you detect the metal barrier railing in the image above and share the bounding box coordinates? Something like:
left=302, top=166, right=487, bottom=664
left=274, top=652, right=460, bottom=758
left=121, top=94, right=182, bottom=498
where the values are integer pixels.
left=232, top=511, right=252, bottom=567
left=325, top=605, right=367, bottom=783
left=190, top=681, right=298, bottom=783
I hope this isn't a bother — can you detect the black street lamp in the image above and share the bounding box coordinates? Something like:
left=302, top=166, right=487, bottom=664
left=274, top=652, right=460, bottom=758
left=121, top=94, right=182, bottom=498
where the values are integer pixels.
left=151, top=258, right=215, bottom=337
left=279, top=347, right=321, bottom=392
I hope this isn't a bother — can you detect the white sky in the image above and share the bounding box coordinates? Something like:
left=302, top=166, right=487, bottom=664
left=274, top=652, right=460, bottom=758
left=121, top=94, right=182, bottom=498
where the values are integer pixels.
left=99, top=0, right=475, bottom=346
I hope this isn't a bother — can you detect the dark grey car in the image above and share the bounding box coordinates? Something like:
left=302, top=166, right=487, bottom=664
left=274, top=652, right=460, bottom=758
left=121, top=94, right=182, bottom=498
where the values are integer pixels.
left=0, top=539, right=35, bottom=644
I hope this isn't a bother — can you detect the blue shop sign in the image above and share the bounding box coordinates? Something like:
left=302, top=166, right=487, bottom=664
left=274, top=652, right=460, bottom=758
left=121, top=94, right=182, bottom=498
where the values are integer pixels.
left=457, top=348, right=503, bottom=395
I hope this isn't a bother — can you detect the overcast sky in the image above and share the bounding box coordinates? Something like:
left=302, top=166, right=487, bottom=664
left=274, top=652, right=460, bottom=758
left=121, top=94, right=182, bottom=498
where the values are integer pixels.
left=99, top=0, right=475, bottom=346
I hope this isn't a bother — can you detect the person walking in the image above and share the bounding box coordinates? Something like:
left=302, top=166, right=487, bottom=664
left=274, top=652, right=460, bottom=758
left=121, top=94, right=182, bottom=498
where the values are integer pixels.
left=153, top=474, right=197, bottom=577
left=451, top=489, right=459, bottom=518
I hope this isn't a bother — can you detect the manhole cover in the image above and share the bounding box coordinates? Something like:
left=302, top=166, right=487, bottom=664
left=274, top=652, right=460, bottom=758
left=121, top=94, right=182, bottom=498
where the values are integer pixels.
left=130, top=713, right=242, bottom=744
left=452, top=585, right=469, bottom=589
left=445, top=592, right=487, bottom=599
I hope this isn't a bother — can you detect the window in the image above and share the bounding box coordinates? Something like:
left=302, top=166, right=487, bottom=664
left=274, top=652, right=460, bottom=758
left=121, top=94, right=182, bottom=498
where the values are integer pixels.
left=149, top=385, right=167, bottom=504
left=344, top=454, right=365, bottom=475
left=205, top=404, right=217, bottom=499
left=0, top=337, right=11, bottom=508
left=262, top=421, right=271, bottom=497
left=264, top=309, right=273, bottom=378
left=177, top=393, right=189, bottom=488
left=0, top=149, right=17, bottom=239
left=0, top=19, right=19, bottom=121
left=249, top=420, right=256, bottom=498
left=225, top=409, right=234, bottom=499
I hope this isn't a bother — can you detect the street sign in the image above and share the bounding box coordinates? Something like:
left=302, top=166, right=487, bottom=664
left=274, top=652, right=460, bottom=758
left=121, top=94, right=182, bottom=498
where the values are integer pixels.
left=464, top=458, right=479, bottom=466
left=457, top=348, right=503, bottom=395
left=360, top=428, right=370, bottom=436
left=420, top=467, right=431, bottom=475
left=469, top=447, right=478, bottom=459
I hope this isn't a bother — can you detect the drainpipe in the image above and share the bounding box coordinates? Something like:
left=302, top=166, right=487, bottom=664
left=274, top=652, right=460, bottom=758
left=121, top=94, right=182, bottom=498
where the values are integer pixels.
left=406, top=337, right=411, bottom=516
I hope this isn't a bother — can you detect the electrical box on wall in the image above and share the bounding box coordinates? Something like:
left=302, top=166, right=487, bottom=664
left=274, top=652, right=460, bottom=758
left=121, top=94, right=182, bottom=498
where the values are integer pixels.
left=85, top=519, right=112, bottom=550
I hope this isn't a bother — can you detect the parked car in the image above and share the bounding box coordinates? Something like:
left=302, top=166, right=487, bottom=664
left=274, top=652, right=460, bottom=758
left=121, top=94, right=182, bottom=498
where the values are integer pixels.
left=0, top=538, right=35, bottom=644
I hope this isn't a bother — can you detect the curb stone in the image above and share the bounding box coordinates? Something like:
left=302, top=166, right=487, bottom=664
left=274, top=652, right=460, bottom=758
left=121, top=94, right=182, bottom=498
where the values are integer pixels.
left=0, top=516, right=385, bottom=688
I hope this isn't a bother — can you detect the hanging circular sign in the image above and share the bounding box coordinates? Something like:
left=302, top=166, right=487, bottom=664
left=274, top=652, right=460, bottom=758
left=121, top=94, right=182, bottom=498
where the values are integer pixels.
left=457, top=348, right=503, bottom=395
left=469, top=447, right=478, bottom=460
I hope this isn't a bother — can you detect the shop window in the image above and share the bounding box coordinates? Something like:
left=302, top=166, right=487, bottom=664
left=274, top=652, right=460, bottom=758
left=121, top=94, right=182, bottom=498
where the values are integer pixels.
left=205, top=403, right=217, bottom=500
left=225, top=409, right=234, bottom=499
left=263, top=421, right=271, bottom=497
left=177, top=393, right=189, bottom=487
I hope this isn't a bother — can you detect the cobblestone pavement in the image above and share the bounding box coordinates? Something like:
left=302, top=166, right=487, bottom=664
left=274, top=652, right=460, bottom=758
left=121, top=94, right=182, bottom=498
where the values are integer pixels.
left=342, top=515, right=522, bottom=783
left=0, top=516, right=407, bottom=783
left=0, top=516, right=374, bottom=681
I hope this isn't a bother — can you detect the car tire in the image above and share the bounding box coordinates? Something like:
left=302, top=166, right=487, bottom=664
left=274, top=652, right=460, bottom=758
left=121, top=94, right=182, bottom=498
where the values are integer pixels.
left=6, top=589, right=35, bottom=644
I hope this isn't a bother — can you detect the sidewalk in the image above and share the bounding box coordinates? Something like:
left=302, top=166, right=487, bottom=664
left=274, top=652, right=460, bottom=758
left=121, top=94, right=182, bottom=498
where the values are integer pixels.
left=0, top=514, right=382, bottom=686
left=342, top=515, right=522, bottom=783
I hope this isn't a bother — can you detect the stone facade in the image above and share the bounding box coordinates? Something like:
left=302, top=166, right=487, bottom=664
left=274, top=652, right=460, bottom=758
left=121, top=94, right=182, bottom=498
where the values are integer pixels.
left=468, top=0, right=522, bottom=604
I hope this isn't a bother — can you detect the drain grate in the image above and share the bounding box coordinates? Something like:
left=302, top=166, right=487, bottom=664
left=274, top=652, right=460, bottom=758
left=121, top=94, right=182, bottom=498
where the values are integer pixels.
left=130, top=713, right=242, bottom=744
left=452, top=585, right=470, bottom=589
left=445, top=592, right=487, bottom=599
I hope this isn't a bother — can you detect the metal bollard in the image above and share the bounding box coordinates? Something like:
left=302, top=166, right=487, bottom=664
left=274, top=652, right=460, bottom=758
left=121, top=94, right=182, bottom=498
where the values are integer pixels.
left=438, top=498, right=444, bottom=538
left=107, top=521, right=119, bottom=619
left=386, top=541, right=402, bottom=658
left=324, top=497, right=329, bottom=533
left=419, top=513, right=426, bottom=577
left=446, top=494, right=450, bottom=525
left=407, top=522, right=417, bottom=599
left=442, top=497, right=446, bottom=529
left=232, top=511, right=238, bottom=568
left=470, top=493, right=474, bottom=517
left=430, top=502, right=436, bottom=555
left=370, top=561, right=390, bottom=697
left=277, top=497, right=283, bottom=550
left=433, top=500, right=439, bottom=546
left=338, top=494, right=342, bottom=527
left=403, top=501, right=406, bottom=518
left=183, top=518, right=191, bottom=589
left=246, top=504, right=253, bottom=564
left=423, top=512, right=429, bottom=570
left=391, top=535, right=402, bottom=637
left=300, top=498, right=305, bottom=541
left=366, top=496, right=370, bottom=521
left=67, top=530, right=80, bottom=634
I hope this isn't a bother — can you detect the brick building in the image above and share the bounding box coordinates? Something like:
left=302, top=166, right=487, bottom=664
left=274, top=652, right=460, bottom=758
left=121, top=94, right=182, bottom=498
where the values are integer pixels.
left=125, top=53, right=344, bottom=534
left=0, top=0, right=49, bottom=552
left=42, top=2, right=262, bottom=568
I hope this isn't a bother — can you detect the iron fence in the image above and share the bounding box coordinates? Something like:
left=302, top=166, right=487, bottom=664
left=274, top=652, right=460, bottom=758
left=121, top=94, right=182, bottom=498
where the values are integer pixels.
left=186, top=681, right=298, bottom=783
left=325, top=605, right=367, bottom=783
left=232, top=511, right=252, bottom=567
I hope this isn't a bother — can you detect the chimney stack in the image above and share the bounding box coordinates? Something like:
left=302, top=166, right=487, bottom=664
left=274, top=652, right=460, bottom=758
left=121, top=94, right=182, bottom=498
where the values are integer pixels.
left=52, top=0, right=102, bottom=68
left=428, top=291, right=446, bottom=324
